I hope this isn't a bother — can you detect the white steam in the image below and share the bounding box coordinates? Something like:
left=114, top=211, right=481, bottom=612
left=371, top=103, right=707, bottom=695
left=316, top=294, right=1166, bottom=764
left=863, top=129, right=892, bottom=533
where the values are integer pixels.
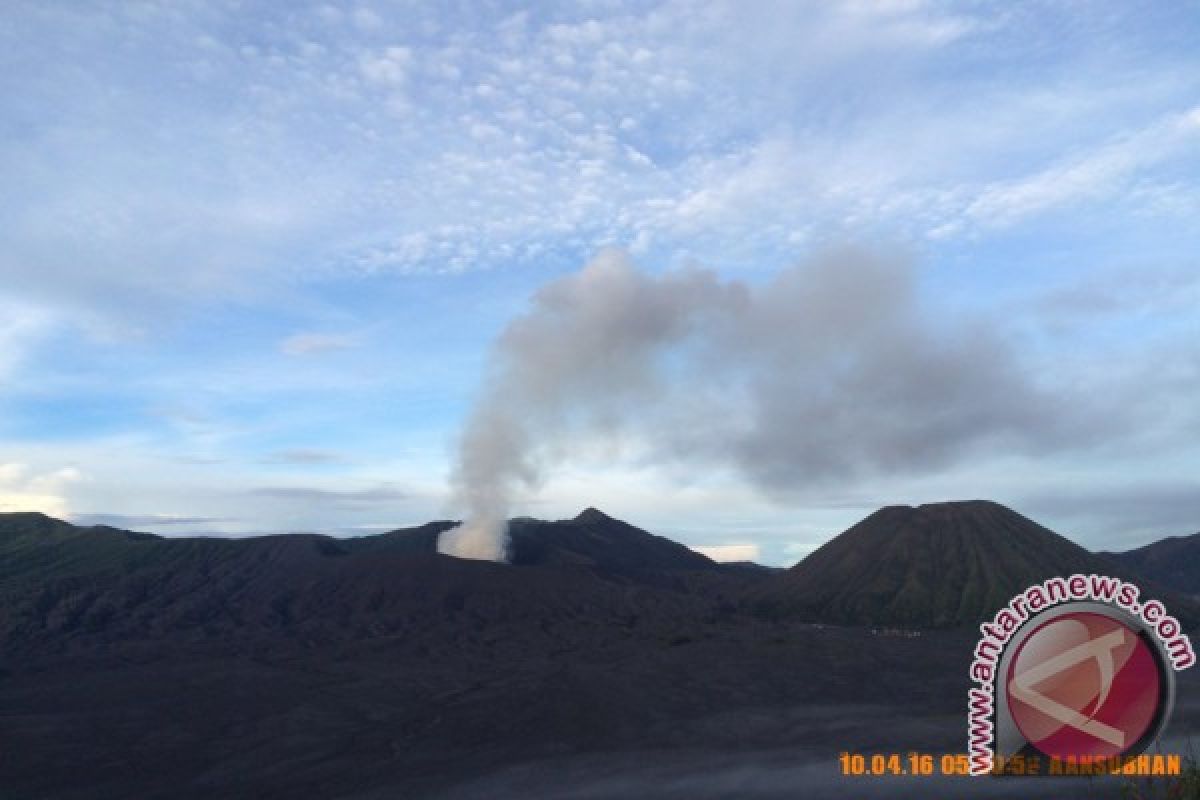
left=439, top=247, right=1070, bottom=561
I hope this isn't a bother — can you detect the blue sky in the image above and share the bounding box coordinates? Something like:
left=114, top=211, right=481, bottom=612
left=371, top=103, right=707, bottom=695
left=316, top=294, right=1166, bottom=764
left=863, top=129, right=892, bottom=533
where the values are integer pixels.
left=2, top=1, right=1198, bottom=564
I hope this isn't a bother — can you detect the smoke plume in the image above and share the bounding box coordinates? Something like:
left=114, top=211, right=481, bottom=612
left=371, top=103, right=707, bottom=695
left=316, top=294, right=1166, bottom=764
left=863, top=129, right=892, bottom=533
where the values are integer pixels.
left=439, top=248, right=1066, bottom=561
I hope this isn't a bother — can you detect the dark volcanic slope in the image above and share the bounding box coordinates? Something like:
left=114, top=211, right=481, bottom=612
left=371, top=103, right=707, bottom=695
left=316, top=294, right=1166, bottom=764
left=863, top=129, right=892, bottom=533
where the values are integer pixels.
left=507, top=508, right=718, bottom=571
left=1104, top=531, right=1200, bottom=595
left=342, top=519, right=459, bottom=554
left=2, top=506, right=1197, bottom=799
left=0, top=510, right=744, bottom=661
left=350, top=508, right=720, bottom=573
left=753, top=500, right=1139, bottom=628
left=0, top=511, right=981, bottom=800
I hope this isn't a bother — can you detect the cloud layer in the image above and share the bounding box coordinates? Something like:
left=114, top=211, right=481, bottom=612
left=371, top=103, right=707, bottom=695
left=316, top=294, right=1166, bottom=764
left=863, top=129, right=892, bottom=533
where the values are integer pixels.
left=2, top=2, right=1198, bottom=557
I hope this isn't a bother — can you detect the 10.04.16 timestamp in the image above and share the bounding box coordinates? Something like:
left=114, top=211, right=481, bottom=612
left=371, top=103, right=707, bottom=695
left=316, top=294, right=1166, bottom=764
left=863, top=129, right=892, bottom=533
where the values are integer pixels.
left=838, top=752, right=973, bottom=776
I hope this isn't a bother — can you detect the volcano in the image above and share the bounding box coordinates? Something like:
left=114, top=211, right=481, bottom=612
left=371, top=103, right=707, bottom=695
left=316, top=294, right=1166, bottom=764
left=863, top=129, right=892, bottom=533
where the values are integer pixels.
left=349, top=507, right=721, bottom=573
left=507, top=507, right=718, bottom=571
left=752, top=500, right=1156, bottom=627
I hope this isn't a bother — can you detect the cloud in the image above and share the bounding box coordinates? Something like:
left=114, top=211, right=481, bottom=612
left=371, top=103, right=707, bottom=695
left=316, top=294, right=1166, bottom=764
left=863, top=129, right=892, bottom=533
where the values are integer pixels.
left=279, top=333, right=361, bottom=356
left=250, top=483, right=408, bottom=508
left=963, top=105, right=1200, bottom=229
left=4, top=2, right=1199, bottom=558
left=359, top=46, right=412, bottom=86
left=262, top=448, right=346, bottom=465
left=691, top=543, right=761, bottom=563
left=0, top=463, right=82, bottom=517
left=0, top=299, right=55, bottom=382
left=1032, top=266, right=1200, bottom=323
left=1021, top=482, right=1200, bottom=549
left=4, top=0, right=1197, bottom=310
left=69, top=513, right=228, bottom=529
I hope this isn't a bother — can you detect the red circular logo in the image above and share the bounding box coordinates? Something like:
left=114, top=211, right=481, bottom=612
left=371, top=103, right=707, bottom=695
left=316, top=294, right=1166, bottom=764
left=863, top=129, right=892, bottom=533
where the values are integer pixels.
left=1006, top=612, right=1162, bottom=760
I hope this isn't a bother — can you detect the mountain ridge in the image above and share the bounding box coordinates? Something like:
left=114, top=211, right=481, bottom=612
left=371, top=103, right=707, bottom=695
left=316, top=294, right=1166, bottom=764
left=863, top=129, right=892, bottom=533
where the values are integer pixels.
left=1103, top=531, right=1200, bottom=597
left=3, top=502, right=1197, bottom=800
left=2, top=502, right=1196, bottom=635
left=751, top=499, right=1195, bottom=627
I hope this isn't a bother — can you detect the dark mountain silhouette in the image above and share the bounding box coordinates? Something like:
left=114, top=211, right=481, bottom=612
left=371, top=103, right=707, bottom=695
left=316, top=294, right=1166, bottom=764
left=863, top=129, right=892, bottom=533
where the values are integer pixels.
left=3, top=505, right=1198, bottom=799
left=507, top=507, right=719, bottom=571
left=4, top=504, right=1195, bottom=648
left=346, top=508, right=719, bottom=573
left=714, top=560, right=785, bottom=575
left=751, top=500, right=1191, bottom=627
left=342, top=518, right=458, bottom=554
left=1104, top=531, right=1200, bottom=595
left=0, top=510, right=751, bottom=661
left=0, top=508, right=964, bottom=799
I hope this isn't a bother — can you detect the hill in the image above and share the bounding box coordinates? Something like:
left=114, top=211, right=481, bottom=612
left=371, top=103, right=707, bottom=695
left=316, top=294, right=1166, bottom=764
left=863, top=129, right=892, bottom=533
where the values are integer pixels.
left=507, top=507, right=718, bottom=571
left=346, top=508, right=720, bottom=573
left=751, top=500, right=1165, bottom=627
left=0, top=510, right=741, bottom=659
left=1104, top=531, right=1200, bottom=595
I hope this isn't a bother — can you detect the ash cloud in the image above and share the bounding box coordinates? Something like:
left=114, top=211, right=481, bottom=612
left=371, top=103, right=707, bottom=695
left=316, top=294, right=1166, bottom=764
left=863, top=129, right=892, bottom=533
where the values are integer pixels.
left=440, top=247, right=1077, bottom=561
